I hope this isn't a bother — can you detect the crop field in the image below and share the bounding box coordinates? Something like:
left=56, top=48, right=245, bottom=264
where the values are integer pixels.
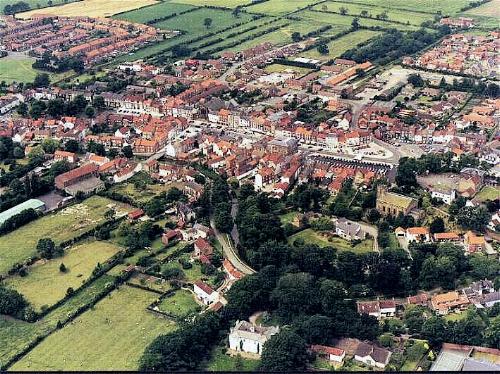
left=10, top=285, right=176, bottom=371
left=0, top=196, right=132, bottom=275
left=299, top=29, right=381, bottom=60
left=333, top=0, right=472, bottom=14
left=112, top=1, right=195, bottom=23
left=157, top=289, right=200, bottom=318
left=16, top=0, right=159, bottom=19
left=0, top=0, right=78, bottom=10
left=4, top=241, right=121, bottom=311
left=314, top=2, right=434, bottom=26
left=0, top=275, right=115, bottom=368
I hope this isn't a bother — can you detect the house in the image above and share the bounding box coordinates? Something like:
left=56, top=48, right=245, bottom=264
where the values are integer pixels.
left=464, top=231, right=485, bottom=253
left=128, top=208, right=144, bottom=221
left=406, top=227, right=430, bottom=243
left=354, top=342, right=392, bottom=369
left=430, top=291, right=470, bottom=315
left=310, top=345, right=346, bottom=366
left=161, top=229, right=178, bottom=245
left=376, top=186, right=417, bottom=216
left=430, top=185, right=456, bottom=205
left=193, top=237, right=213, bottom=260
left=433, top=232, right=461, bottom=243
left=193, top=223, right=211, bottom=239
left=357, top=299, right=396, bottom=319
left=407, top=293, right=429, bottom=307
left=193, top=280, right=218, bottom=305
left=335, top=218, right=366, bottom=240
left=228, top=320, right=279, bottom=356
left=54, top=150, right=77, bottom=163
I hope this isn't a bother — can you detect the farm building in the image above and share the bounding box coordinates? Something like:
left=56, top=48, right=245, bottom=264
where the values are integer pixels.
left=0, top=198, right=45, bottom=225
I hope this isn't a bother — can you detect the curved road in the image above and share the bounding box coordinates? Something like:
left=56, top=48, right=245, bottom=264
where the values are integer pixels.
left=210, top=200, right=255, bottom=275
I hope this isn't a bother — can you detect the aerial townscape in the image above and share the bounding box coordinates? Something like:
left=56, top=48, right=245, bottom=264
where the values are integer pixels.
left=0, top=0, right=499, bottom=372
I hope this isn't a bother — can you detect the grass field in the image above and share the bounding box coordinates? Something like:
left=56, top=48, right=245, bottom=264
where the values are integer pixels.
left=246, top=0, right=320, bottom=14
left=463, top=0, right=500, bottom=16
left=113, top=1, right=195, bottom=23
left=264, top=63, right=313, bottom=75
left=17, top=0, right=158, bottom=19
left=0, top=196, right=132, bottom=275
left=475, top=186, right=500, bottom=202
left=288, top=228, right=374, bottom=253
left=0, top=0, right=77, bottom=10
left=205, top=347, right=260, bottom=371
left=299, top=29, right=381, bottom=60
left=315, top=2, right=434, bottom=25
left=279, top=211, right=300, bottom=225
left=0, top=275, right=115, bottom=368
left=0, top=55, right=71, bottom=84
left=172, top=0, right=252, bottom=7
left=4, top=241, right=121, bottom=311
left=10, top=285, right=176, bottom=371
left=333, top=0, right=471, bottom=14
left=108, top=180, right=183, bottom=204
left=157, top=289, right=200, bottom=318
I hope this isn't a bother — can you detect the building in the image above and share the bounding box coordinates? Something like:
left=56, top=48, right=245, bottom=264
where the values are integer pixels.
left=193, top=280, right=218, bottom=305
left=430, top=185, right=456, bottom=205
left=431, top=343, right=500, bottom=371
left=193, top=237, right=213, bottom=260
left=405, top=227, right=431, bottom=243
left=335, top=218, right=365, bottom=240
left=54, top=150, right=77, bottom=163
left=228, top=320, right=279, bottom=356
left=310, top=345, right=346, bottom=366
left=0, top=198, right=45, bottom=226
left=357, top=299, right=396, bottom=319
left=54, top=163, right=104, bottom=195
left=430, top=291, right=470, bottom=315
left=354, top=342, right=392, bottom=369
left=376, top=186, right=417, bottom=216
left=464, top=231, right=485, bottom=253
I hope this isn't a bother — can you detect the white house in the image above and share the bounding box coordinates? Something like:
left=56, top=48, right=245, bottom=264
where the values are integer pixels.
left=193, top=280, right=219, bottom=306
left=430, top=185, right=456, bottom=205
left=405, top=227, right=431, bottom=243
left=228, top=320, right=279, bottom=356
left=354, top=342, right=392, bottom=369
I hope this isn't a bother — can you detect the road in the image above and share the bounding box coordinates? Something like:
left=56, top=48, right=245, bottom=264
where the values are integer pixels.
left=210, top=203, right=255, bottom=275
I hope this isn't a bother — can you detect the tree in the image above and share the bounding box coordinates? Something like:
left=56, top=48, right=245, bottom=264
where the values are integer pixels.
left=93, top=95, right=105, bottom=109
left=203, top=17, right=213, bottom=29
left=85, top=105, right=95, bottom=118
left=41, top=138, right=59, bottom=154
left=33, top=73, right=50, bottom=88
left=483, top=316, right=500, bottom=348
left=59, top=263, right=67, bottom=272
left=351, top=17, right=360, bottom=30
left=469, top=254, right=500, bottom=280
left=408, top=73, right=425, bottom=87
left=294, top=314, right=333, bottom=345
left=64, top=139, right=80, bottom=153
left=456, top=206, right=490, bottom=232
left=260, top=330, right=309, bottom=372
left=291, top=32, right=302, bottom=42
left=421, top=316, right=447, bottom=346
left=0, top=286, right=27, bottom=316
left=17, top=102, right=28, bottom=116
left=271, top=272, right=318, bottom=319
left=122, top=145, right=133, bottom=158
left=339, top=6, right=348, bottom=15
left=232, top=6, right=241, bottom=18
left=429, top=217, right=445, bottom=234
left=36, top=238, right=59, bottom=259
left=317, top=43, right=329, bottom=55
left=396, top=157, right=417, bottom=189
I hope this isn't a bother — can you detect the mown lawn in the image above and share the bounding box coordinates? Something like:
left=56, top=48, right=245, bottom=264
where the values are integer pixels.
left=157, top=289, right=200, bottom=318
left=10, top=285, right=176, bottom=371
left=4, top=240, right=121, bottom=311
left=475, top=186, right=499, bottom=202
left=0, top=275, right=115, bottom=368
left=0, top=196, right=132, bottom=276
left=288, top=228, right=374, bottom=253
left=205, top=347, right=260, bottom=371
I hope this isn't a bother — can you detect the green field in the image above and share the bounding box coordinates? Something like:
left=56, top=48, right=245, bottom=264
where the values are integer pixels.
left=205, top=347, right=260, bottom=371
left=314, top=2, right=434, bottom=25
left=0, top=196, right=132, bottom=275
left=10, top=285, right=176, bottom=371
left=334, top=0, right=471, bottom=14
left=0, top=275, right=115, bottom=368
left=108, top=180, right=182, bottom=204
left=157, top=289, right=200, bottom=318
left=172, top=0, right=252, bottom=7
left=4, top=241, right=121, bottom=311
left=0, top=55, right=73, bottom=84
left=246, top=0, right=320, bottom=14
left=0, top=0, right=77, bottom=10
left=264, top=63, right=313, bottom=75
left=299, top=29, right=381, bottom=60
left=112, top=1, right=195, bottom=23
left=288, top=228, right=374, bottom=253
left=475, top=186, right=500, bottom=202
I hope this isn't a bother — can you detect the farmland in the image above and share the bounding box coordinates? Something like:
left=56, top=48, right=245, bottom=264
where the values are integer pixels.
left=0, top=0, right=78, bottom=11
left=333, top=0, right=472, bottom=14
left=246, top=0, right=321, bottom=14
left=16, top=0, right=159, bottom=19
left=4, top=241, right=121, bottom=311
left=10, top=286, right=176, bottom=371
left=172, top=0, right=252, bottom=7
left=0, top=196, right=132, bottom=275
left=112, top=1, right=195, bottom=24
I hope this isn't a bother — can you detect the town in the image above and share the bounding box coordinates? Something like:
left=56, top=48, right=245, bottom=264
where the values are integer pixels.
left=0, top=0, right=499, bottom=372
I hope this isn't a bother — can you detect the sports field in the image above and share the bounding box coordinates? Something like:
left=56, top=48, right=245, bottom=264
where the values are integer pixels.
left=0, top=196, right=132, bottom=275
left=16, top=0, right=158, bottom=19
left=4, top=241, right=121, bottom=311
left=10, top=286, right=177, bottom=371
left=0, top=275, right=115, bottom=368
